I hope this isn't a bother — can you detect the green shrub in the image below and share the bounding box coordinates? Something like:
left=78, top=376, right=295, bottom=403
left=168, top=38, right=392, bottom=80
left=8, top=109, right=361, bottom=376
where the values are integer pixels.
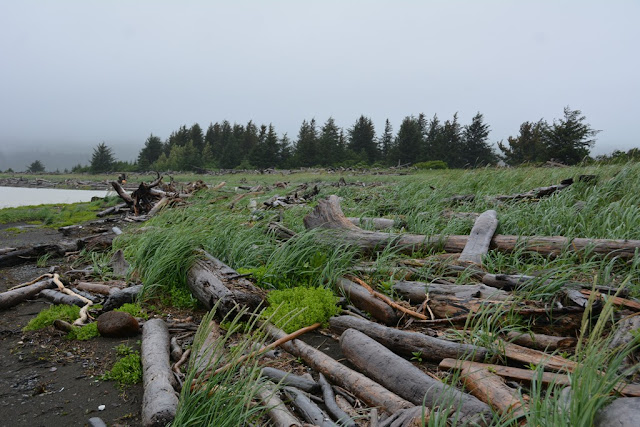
left=23, top=305, right=80, bottom=331
left=66, top=322, right=100, bottom=340
left=414, top=160, right=448, bottom=170
left=115, top=303, right=149, bottom=319
left=103, top=347, right=143, bottom=388
left=262, top=287, right=339, bottom=333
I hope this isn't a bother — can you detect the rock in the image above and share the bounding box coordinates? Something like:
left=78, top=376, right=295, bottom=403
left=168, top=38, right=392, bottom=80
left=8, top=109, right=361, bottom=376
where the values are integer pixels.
left=594, top=397, right=640, bottom=427
left=88, top=417, right=108, bottom=427
left=97, top=311, right=140, bottom=338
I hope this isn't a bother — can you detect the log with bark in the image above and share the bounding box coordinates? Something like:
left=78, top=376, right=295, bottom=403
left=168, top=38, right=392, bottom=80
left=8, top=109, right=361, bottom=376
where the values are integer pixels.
left=256, top=381, right=302, bottom=427
left=458, top=209, right=498, bottom=265
left=335, top=277, right=398, bottom=325
left=0, top=278, right=54, bottom=310
left=265, top=324, right=413, bottom=415
left=141, top=319, right=179, bottom=427
left=186, top=251, right=265, bottom=315
left=303, top=195, right=640, bottom=258
left=506, top=331, right=577, bottom=351
left=76, top=281, right=122, bottom=296
left=329, top=315, right=488, bottom=362
left=340, top=328, right=493, bottom=425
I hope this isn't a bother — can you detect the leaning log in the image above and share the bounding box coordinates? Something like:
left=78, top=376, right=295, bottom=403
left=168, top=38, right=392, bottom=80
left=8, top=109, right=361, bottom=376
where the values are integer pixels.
left=335, top=277, right=398, bottom=325
left=0, top=278, right=54, bottom=310
left=303, top=195, right=640, bottom=258
left=256, top=381, right=302, bottom=427
left=329, top=315, right=488, bottom=361
left=340, top=328, right=492, bottom=425
left=265, top=324, right=412, bottom=415
left=141, top=319, right=179, bottom=427
left=458, top=210, right=498, bottom=265
left=186, top=251, right=265, bottom=315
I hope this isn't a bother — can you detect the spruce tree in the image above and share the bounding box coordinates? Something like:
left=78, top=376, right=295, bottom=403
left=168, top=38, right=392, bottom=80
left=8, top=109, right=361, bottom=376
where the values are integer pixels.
left=395, top=116, right=422, bottom=165
left=27, top=160, right=45, bottom=173
left=318, top=117, right=342, bottom=166
left=380, top=119, right=394, bottom=163
left=462, top=113, right=497, bottom=167
left=137, top=134, right=163, bottom=171
left=348, top=115, right=377, bottom=163
left=498, top=120, right=548, bottom=165
left=294, top=119, right=318, bottom=167
left=90, top=142, right=116, bottom=173
left=544, top=107, right=599, bottom=165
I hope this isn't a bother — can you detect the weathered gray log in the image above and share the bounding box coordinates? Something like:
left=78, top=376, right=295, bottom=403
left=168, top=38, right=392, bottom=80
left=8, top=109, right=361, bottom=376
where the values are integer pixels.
left=0, top=278, right=54, bottom=310
left=340, top=328, right=492, bottom=425
left=506, top=331, right=577, bottom=351
left=482, top=273, right=629, bottom=297
left=0, top=247, right=17, bottom=255
left=256, top=381, right=302, bottom=427
left=303, top=195, right=640, bottom=258
left=284, top=387, right=336, bottom=427
left=493, top=178, right=573, bottom=202
left=609, top=316, right=640, bottom=371
left=594, top=397, right=640, bottom=427
left=187, top=251, right=265, bottom=315
left=329, top=315, right=487, bottom=362
left=76, top=281, right=120, bottom=295
left=318, top=373, right=356, bottom=427
left=261, top=367, right=320, bottom=394
left=347, top=217, right=398, bottom=230
left=148, top=196, right=171, bottom=217
left=97, top=202, right=128, bottom=217
left=70, top=288, right=102, bottom=303
left=111, top=181, right=134, bottom=206
left=101, top=284, right=143, bottom=312
left=110, top=249, right=130, bottom=278
left=379, top=407, right=428, bottom=427
left=39, top=289, right=85, bottom=306
left=141, top=319, right=179, bottom=427
left=458, top=210, right=498, bottom=265
left=335, top=277, right=398, bottom=325
left=265, top=324, right=412, bottom=415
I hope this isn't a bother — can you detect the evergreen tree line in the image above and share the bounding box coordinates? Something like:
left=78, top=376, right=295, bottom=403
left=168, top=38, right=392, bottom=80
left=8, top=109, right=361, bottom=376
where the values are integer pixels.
left=66, top=107, right=607, bottom=174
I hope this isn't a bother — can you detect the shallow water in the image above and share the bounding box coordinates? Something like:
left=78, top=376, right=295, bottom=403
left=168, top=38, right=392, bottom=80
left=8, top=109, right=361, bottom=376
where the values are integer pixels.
left=0, top=186, right=108, bottom=208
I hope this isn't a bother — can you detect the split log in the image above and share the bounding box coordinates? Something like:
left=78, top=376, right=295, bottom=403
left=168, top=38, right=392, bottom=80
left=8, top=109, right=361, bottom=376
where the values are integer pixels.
left=141, top=319, right=179, bottom=427
left=458, top=210, right=498, bottom=265
left=0, top=278, right=54, bottom=310
left=39, top=289, right=85, bottom=306
left=303, top=195, right=640, bottom=258
left=594, top=397, right=640, bottom=427
left=265, top=324, right=413, bottom=415
left=329, top=315, right=488, bottom=362
left=347, top=217, right=398, bottom=230
left=284, top=387, right=336, bottom=427
left=186, top=251, right=265, bottom=315
left=101, top=285, right=143, bottom=312
left=506, top=331, right=577, bottom=351
left=335, top=277, right=398, bottom=325
left=340, top=328, right=492, bottom=425
left=256, top=381, right=302, bottom=427
left=501, top=341, right=578, bottom=372
left=260, top=367, right=320, bottom=394
left=318, top=373, right=357, bottom=427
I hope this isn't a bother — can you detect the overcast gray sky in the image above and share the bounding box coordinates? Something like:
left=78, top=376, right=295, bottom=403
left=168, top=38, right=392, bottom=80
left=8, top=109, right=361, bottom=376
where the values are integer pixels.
left=1, top=1, right=638, bottom=170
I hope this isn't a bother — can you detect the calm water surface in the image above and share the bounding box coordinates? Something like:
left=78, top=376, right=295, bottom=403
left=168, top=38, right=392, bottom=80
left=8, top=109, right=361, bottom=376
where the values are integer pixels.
left=0, top=186, right=108, bottom=208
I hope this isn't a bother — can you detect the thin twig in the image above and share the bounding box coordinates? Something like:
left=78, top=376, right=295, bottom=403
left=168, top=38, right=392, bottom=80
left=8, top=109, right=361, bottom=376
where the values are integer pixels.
left=347, top=275, right=429, bottom=320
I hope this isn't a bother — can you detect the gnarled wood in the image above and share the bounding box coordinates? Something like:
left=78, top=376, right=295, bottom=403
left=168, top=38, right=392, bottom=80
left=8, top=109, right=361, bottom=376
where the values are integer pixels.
left=265, top=324, right=412, bottom=415
left=101, top=284, right=143, bottom=312
left=0, top=278, right=54, bottom=310
left=329, top=315, right=488, bottom=362
left=340, top=328, right=492, bottom=425
left=141, top=319, right=179, bottom=427
left=458, top=210, right=498, bottom=265
left=335, top=277, right=398, bottom=325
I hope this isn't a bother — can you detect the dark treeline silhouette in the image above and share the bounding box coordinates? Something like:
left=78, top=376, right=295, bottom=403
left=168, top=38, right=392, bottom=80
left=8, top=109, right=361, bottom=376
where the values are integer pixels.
left=66, top=107, right=611, bottom=174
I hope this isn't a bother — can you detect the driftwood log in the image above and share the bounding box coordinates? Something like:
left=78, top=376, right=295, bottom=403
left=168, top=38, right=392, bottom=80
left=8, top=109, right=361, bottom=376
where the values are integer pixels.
left=256, top=381, right=302, bottom=427
left=506, top=331, right=577, bottom=351
left=187, top=251, right=264, bottom=315
left=39, top=289, right=85, bottom=306
left=340, top=328, right=492, bottom=425
left=303, top=195, right=640, bottom=258
left=501, top=341, right=578, bottom=373
left=458, top=210, right=498, bottom=265
left=141, top=319, right=179, bottom=427
left=318, top=373, right=356, bottom=427
left=260, top=367, right=320, bottom=394
left=101, top=284, right=143, bottom=312
left=0, top=278, right=55, bottom=310
left=284, top=387, right=336, bottom=427
left=265, top=324, right=412, bottom=415
left=347, top=217, right=398, bottom=230
left=335, top=277, right=398, bottom=325
left=329, top=315, right=488, bottom=361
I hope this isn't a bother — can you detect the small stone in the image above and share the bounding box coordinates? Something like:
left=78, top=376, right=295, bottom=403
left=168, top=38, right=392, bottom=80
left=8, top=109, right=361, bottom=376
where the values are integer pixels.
left=97, top=311, right=140, bottom=338
left=88, top=417, right=107, bottom=427
left=98, top=405, right=106, bottom=411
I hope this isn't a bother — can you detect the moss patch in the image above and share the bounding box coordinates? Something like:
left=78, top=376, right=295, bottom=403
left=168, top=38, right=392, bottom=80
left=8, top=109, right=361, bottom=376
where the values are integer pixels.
left=66, top=322, right=100, bottom=340
left=114, top=303, right=149, bottom=319
left=23, top=305, right=80, bottom=331
left=262, top=287, right=340, bottom=333
left=102, top=345, right=142, bottom=388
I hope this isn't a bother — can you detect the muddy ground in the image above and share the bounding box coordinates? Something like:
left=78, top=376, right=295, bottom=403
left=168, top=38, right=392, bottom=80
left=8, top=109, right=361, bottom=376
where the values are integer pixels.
left=0, top=224, right=144, bottom=427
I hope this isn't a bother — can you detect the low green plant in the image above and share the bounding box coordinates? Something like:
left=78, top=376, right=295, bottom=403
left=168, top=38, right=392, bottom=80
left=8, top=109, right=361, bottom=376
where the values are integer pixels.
left=66, top=322, right=100, bottom=340
left=114, top=303, right=149, bottom=319
left=23, top=305, right=80, bottom=331
left=411, top=351, right=423, bottom=362
left=262, top=286, right=340, bottom=333
left=37, top=252, right=53, bottom=267
left=102, top=346, right=142, bottom=388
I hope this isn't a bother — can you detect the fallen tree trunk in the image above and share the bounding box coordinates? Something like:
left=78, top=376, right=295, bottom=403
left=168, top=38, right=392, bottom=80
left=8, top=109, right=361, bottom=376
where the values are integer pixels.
left=502, top=341, right=578, bottom=372
left=506, top=331, right=577, bottom=351
left=260, top=367, right=320, bottom=394
left=265, top=324, right=412, bottom=415
left=347, top=217, right=398, bottom=230
left=141, top=319, right=179, bottom=427
left=186, top=251, right=265, bottom=315
left=75, top=281, right=120, bottom=295
left=303, top=195, right=640, bottom=258
left=458, top=210, right=498, bottom=265
left=329, top=315, right=488, bottom=362
left=39, top=289, right=85, bottom=306
left=340, top=328, right=492, bottom=425
left=101, top=284, right=143, bottom=312
left=284, top=387, right=336, bottom=427
left=256, top=381, right=302, bottom=427
left=0, top=278, right=54, bottom=310
left=335, top=277, right=398, bottom=325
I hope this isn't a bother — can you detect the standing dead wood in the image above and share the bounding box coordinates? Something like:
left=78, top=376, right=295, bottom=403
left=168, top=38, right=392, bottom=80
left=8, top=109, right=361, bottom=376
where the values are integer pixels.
left=318, top=373, right=356, bottom=427
left=506, top=331, right=577, bottom=351
left=257, top=381, right=302, bottom=427
left=329, top=315, right=488, bottom=362
left=335, top=277, right=398, bottom=325
left=0, top=278, right=54, bottom=310
left=141, top=319, right=179, bottom=427
left=265, top=324, right=412, bottom=415
left=186, top=251, right=265, bottom=315
left=261, top=367, right=320, bottom=394
left=340, top=328, right=492, bottom=425
left=303, top=195, right=640, bottom=258
left=284, top=387, right=337, bottom=427
left=458, top=210, right=498, bottom=265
